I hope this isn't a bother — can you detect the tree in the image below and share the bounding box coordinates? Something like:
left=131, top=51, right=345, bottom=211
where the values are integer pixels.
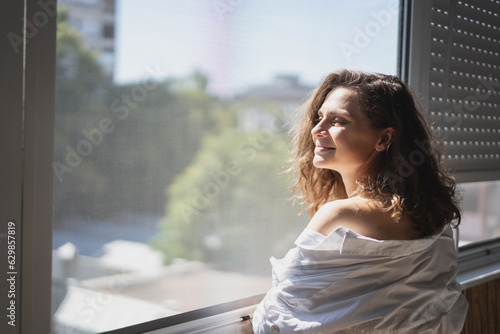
left=96, top=74, right=223, bottom=216
left=52, top=8, right=112, bottom=223
left=53, top=9, right=222, bottom=224
left=153, top=124, right=306, bottom=273
left=55, top=8, right=108, bottom=115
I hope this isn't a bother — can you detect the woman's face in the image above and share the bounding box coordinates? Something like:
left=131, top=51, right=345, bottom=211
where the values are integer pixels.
left=311, top=87, right=385, bottom=178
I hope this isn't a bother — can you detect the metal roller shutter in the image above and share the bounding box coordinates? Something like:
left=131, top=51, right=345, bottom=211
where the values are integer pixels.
left=402, top=0, right=500, bottom=182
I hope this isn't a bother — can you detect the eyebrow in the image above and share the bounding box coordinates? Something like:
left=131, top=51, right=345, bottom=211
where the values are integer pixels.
left=317, top=109, right=350, bottom=117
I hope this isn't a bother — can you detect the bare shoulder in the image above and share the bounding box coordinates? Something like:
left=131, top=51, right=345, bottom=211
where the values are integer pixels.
left=307, top=196, right=419, bottom=240
left=307, top=197, right=366, bottom=236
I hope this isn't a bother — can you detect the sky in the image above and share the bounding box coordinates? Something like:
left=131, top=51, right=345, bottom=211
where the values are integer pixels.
left=113, top=0, right=400, bottom=96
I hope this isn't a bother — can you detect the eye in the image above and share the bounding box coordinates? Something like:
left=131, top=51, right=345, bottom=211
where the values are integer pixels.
left=331, top=117, right=346, bottom=125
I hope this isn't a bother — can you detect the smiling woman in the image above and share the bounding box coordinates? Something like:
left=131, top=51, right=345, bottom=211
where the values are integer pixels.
left=291, top=70, right=463, bottom=238
left=312, top=87, right=395, bottom=192
left=252, top=69, right=468, bottom=333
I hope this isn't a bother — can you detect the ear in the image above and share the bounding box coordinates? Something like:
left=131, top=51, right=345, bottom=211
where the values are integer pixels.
left=375, top=127, right=395, bottom=152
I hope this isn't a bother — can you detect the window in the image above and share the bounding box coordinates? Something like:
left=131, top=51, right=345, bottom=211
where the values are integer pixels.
left=458, top=180, right=500, bottom=245
left=103, top=0, right=115, bottom=13
left=50, top=0, right=400, bottom=332
left=72, top=0, right=100, bottom=7
left=98, top=50, right=115, bottom=76
left=81, top=19, right=101, bottom=37
left=4, top=1, right=498, bottom=333
left=103, top=23, right=114, bottom=38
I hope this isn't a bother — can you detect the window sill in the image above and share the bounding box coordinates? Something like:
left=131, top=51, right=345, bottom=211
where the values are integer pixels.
left=101, top=294, right=263, bottom=334
left=457, top=236, right=500, bottom=289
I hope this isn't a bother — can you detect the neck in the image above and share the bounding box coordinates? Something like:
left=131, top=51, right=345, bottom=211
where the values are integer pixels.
left=341, top=154, right=380, bottom=197
left=336, top=169, right=358, bottom=198
left=340, top=169, right=373, bottom=198
left=343, top=178, right=359, bottom=198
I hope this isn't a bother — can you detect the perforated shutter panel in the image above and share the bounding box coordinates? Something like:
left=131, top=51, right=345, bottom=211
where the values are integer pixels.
left=428, top=0, right=500, bottom=176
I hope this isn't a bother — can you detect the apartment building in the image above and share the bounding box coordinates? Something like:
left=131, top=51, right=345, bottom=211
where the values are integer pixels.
left=60, top=0, right=116, bottom=78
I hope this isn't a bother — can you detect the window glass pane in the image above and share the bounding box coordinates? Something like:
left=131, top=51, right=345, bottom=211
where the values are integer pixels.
left=52, top=0, right=400, bottom=332
left=458, top=180, right=500, bottom=246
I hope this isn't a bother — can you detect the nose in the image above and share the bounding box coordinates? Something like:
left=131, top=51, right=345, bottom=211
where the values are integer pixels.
left=311, top=119, right=327, bottom=138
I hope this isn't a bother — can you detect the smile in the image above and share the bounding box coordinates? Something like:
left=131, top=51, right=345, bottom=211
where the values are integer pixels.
left=315, top=145, right=336, bottom=152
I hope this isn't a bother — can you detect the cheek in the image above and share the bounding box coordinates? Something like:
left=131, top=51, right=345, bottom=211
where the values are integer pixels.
left=332, top=129, right=357, bottom=147
left=328, top=128, right=343, bottom=141
left=338, top=132, right=376, bottom=154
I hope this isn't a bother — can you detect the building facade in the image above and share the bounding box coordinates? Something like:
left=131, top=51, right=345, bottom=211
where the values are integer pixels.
left=60, top=0, right=116, bottom=78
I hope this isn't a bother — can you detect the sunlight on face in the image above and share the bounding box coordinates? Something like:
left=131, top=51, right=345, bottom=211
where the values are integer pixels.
left=311, top=88, right=384, bottom=178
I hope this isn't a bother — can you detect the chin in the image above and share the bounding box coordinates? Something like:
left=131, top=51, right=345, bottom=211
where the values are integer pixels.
left=313, top=159, right=332, bottom=170
left=312, top=157, right=322, bottom=168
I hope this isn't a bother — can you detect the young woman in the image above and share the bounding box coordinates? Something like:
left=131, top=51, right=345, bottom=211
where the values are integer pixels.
left=252, top=70, right=468, bottom=333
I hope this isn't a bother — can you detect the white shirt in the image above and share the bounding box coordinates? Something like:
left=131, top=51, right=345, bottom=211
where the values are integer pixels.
left=252, top=225, right=468, bottom=334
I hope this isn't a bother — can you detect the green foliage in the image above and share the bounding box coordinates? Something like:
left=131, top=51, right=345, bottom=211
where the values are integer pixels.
left=153, top=126, right=305, bottom=273
left=53, top=9, right=305, bottom=272
left=55, top=9, right=108, bottom=115
left=94, top=77, right=221, bottom=216
left=53, top=8, right=111, bottom=222
left=53, top=10, right=220, bottom=223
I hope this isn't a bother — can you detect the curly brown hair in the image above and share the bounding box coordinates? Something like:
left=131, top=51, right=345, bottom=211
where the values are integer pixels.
left=290, top=69, right=461, bottom=237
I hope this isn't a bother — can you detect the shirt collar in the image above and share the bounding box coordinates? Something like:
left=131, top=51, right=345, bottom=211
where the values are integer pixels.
left=298, top=225, right=454, bottom=258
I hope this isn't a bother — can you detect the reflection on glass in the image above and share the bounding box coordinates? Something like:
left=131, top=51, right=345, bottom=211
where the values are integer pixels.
left=51, top=0, right=399, bottom=332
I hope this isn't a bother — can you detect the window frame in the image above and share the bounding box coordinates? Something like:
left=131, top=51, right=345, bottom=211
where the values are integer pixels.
left=1, top=0, right=56, bottom=333
left=2, top=0, right=500, bottom=333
